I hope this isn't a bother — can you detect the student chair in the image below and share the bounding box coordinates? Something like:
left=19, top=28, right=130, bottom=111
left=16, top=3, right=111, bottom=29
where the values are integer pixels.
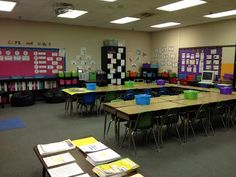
left=211, top=101, right=228, bottom=129
left=157, top=87, right=169, bottom=97
left=98, top=91, right=117, bottom=113
left=156, top=108, right=182, bottom=147
left=77, top=92, right=97, bottom=115
left=123, top=90, right=135, bottom=100
left=122, top=112, right=159, bottom=155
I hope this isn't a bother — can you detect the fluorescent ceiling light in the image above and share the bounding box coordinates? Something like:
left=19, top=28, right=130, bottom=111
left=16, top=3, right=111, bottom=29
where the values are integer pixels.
left=151, top=22, right=181, bottom=28
left=157, top=0, right=206, bottom=12
left=100, top=0, right=117, bottom=2
left=110, top=17, right=140, bottom=24
left=204, top=9, right=236, bottom=18
left=57, top=9, right=88, bottom=19
left=0, top=0, right=16, bottom=12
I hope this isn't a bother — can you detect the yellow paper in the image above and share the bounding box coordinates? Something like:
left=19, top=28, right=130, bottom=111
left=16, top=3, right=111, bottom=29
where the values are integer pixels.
left=72, top=137, right=98, bottom=147
left=62, top=88, right=92, bottom=95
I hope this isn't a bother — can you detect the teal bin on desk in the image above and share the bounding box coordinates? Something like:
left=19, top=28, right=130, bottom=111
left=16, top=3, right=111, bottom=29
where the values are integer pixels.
left=86, top=83, right=97, bottom=90
left=135, top=94, right=151, bottom=105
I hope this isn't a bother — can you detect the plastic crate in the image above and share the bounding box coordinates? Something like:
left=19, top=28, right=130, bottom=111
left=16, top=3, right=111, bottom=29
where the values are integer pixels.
left=184, top=90, right=199, bottom=100
left=135, top=94, right=151, bottom=105
left=124, top=81, right=134, bottom=88
left=130, top=71, right=137, bottom=78
left=71, top=71, right=78, bottom=77
left=86, top=83, right=97, bottom=90
left=169, top=73, right=177, bottom=78
left=89, top=72, right=97, bottom=81
left=161, top=72, right=169, bottom=78
left=156, top=79, right=166, bottom=85
left=220, top=87, right=233, bottom=95
left=142, top=63, right=151, bottom=68
left=72, top=79, right=78, bottom=85
left=151, top=64, right=158, bottom=68
left=59, top=79, right=65, bottom=85
left=186, top=74, right=195, bottom=81
left=178, top=73, right=186, bottom=79
left=65, top=71, right=71, bottom=77
left=65, top=79, right=72, bottom=85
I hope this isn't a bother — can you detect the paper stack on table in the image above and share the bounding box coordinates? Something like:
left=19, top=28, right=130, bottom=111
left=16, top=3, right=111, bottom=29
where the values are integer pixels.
left=79, top=141, right=108, bottom=153
left=86, top=148, right=121, bottom=166
left=37, top=139, right=75, bottom=156
left=48, top=163, right=84, bottom=177
left=43, top=152, right=75, bottom=167
left=92, top=158, right=140, bottom=177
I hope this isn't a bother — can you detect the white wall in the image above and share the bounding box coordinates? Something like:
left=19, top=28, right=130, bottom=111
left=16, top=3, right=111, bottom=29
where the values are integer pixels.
left=0, top=19, right=151, bottom=72
left=151, top=18, right=236, bottom=72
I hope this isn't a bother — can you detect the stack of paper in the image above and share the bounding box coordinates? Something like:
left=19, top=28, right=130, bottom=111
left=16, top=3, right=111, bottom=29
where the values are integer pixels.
left=43, top=152, right=75, bottom=167
left=75, top=174, right=91, bottom=177
left=37, top=139, right=75, bottom=155
left=48, top=163, right=84, bottom=177
left=92, top=158, right=140, bottom=177
left=72, top=137, right=98, bottom=148
left=86, top=148, right=121, bottom=166
left=79, top=141, right=108, bottom=153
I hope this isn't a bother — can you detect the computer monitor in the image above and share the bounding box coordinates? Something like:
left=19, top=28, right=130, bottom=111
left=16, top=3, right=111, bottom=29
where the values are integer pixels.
left=201, top=71, right=215, bottom=83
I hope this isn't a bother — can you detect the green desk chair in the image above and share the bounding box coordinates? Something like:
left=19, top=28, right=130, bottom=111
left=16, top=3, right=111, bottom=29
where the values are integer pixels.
left=122, top=112, right=159, bottom=155
left=156, top=108, right=182, bottom=147
left=99, top=91, right=117, bottom=113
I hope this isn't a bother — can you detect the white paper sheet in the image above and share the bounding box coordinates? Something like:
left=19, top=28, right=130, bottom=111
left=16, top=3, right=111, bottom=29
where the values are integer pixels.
left=75, top=173, right=91, bottom=177
left=206, top=60, right=212, bottom=65
left=206, top=55, right=212, bottom=59
left=107, top=64, right=113, bottom=69
left=213, top=55, right=220, bottom=59
left=117, top=79, right=121, bottom=85
left=117, top=66, right=122, bottom=72
left=210, top=49, right=217, bottom=54
left=121, top=73, right=125, bottom=79
left=118, top=48, right=124, bottom=53
left=121, top=60, right=125, bottom=66
left=43, top=152, right=75, bottom=167
left=108, top=74, right=113, bottom=79
left=111, top=59, right=116, bottom=64
left=107, top=54, right=113, bottom=59
left=117, top=53, right=121, bottom=60
left=48, top=163, right=83, bottom=177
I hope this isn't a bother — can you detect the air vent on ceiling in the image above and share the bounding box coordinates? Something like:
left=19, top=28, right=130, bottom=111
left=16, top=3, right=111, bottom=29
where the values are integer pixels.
left=55, top=3, right=74, bottom=16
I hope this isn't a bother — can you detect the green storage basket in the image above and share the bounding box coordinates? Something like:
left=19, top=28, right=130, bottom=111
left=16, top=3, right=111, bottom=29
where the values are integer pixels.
left=196, top=75, right=202, bottom=81
left=183, top=90, right=199, bottom=100
left=124, top=81, right=134, bottom=88
left=169, top=72, right=177, bottom=78
left=71, top=71, right=78, bottom=77
left=58, top=72, right=64, bottom=78
left=65, top=71, right=71, bottom=77
left=89, top=72, right=97, bottom=81
left=126, top=72, right=130, bottom=77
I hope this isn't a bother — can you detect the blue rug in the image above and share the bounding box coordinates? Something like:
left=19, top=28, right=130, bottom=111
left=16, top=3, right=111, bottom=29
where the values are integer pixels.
left=0, top=117, right=25, bottom=132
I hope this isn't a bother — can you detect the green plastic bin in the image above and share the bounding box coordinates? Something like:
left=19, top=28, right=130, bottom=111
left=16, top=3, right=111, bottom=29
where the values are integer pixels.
left=58, top=72, right=64, bottom=78
left=169, top=72, right=177, bottom=78
left=183, top=90, right=199, bottom=100
left=89, top=72, right=97, bottom=81
left=71, top=71, right=78, bottom=77
left=124, top=81, right=134, bottom=88
left=65, top=71, right=71, bottom=77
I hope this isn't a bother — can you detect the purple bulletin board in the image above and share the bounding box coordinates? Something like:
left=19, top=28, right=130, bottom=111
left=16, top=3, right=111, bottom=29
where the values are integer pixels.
left=178, top=47, right=222, bottom=79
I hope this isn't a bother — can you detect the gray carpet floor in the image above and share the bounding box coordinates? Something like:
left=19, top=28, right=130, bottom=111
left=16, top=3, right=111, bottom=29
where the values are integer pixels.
left=0, top=102, right=236, bottom=177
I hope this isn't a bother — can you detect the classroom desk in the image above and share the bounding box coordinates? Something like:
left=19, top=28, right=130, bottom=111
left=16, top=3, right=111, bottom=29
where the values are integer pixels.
left=103, top=97, right=167, bottom=140
left=34, top=145, right=146, bottom=177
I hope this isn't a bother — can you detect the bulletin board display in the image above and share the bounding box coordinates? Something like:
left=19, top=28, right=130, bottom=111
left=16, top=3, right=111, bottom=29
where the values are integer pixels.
left=0, top=47, right=65, bottom=77
left=178, top=47, right=222, bottom=78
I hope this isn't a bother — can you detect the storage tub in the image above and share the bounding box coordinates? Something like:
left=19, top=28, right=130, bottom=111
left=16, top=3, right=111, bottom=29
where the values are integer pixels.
left=151, top=64, right=158, bottom=68
left=65, top=71, right=71, bottom=77
left=169, top=73, right=177, bottom=78
left=72, top=79, right=78, bottom=85
left=196, top=75, right=202, bottom=81
left=135, top=94, right=151, bottom=105
left=186, top=74, right=195, bottom=81
left=178, top=73, right=186, bottom=79
left=89, top=72, right=97, bottom=81
left=161, top=72, right=169, bottom=78
left=86, top=83, right=97, bottom=90
left=142, top=63, right=151, bottom=68
left=223, top=74, right=233, bottom=80
left=59, top=79, right=65, bottom=85
left=58, top=72, right=64, bottom=78
left=71, top=71, right=78, bottom=77
left=156, top=79, right=166, bottom=85
left=103, top=39, right=118, bottom=46
left=124, top=81, right=134, bottom=87
left=65, top=80, right=72, bottom=85
left=220, top=86, right=233, bottom=95
left=184, top=90, right=199, bottom=100
left=130, top=71, right=137, bottom=78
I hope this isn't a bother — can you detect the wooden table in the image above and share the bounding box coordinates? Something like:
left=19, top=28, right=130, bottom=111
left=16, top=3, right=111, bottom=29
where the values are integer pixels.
left=34, top=145, right=146, bottom=177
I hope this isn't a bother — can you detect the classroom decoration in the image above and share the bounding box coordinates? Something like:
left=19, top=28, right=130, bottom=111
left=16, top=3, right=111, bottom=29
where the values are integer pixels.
left=0, top=47, right=65, bottom=77
left=178, top=47, right=222, bottom=79
left=101, top=46, right=126, bottom=85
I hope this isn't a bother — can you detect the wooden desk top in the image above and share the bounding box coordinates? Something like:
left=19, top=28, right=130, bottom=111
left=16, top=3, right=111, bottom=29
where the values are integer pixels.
left=103, top=97, right=167, bottom=109
left=116, top=102, right=183, bottom=115
left=158, top=94, right=185, bottom=101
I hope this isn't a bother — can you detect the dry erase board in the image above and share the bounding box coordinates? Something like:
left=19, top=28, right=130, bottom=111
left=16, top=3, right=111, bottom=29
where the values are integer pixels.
left=0, top=47, right=65, bottom=77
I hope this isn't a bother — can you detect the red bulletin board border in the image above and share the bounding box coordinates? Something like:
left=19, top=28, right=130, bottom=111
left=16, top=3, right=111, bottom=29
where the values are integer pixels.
left=0, top=46, right=66, bottom=77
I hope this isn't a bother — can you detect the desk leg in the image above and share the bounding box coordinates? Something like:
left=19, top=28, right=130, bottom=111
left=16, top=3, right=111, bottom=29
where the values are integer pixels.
left=103, top=112, right=107, bottom=140
left=42, top=166, right=46, bottom=177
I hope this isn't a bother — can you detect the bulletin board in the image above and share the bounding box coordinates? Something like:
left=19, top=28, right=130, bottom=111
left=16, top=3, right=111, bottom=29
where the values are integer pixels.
left=0, top=47, right=65, bottom=77
left=178, top=47, right=222, bottom=78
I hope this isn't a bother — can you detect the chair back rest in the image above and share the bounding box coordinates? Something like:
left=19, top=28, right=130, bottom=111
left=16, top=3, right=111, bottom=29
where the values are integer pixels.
left=157, top=87, right=168, bottom=97
left=124, top=90, right=135, bottom=100
left=104, top=92, right=117, bottom=102
left=195, top=104, right=209, bottom=119
left=143, top=89, right=152, bottom=97
left=212, top=101, right=227, bottom=117
left=162, top=108, right=179, bottom=124
left=135, top=112, right=155, bottom=130
left=82, top=92, right=96, bottom=104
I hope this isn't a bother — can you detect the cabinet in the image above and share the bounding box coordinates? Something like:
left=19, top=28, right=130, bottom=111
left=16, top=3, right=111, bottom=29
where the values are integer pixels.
left=0, top=77, right=58, bottom=104
left=101, top=46, right=126, bottom=85
left=141, top=68, right=158, bottom=82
